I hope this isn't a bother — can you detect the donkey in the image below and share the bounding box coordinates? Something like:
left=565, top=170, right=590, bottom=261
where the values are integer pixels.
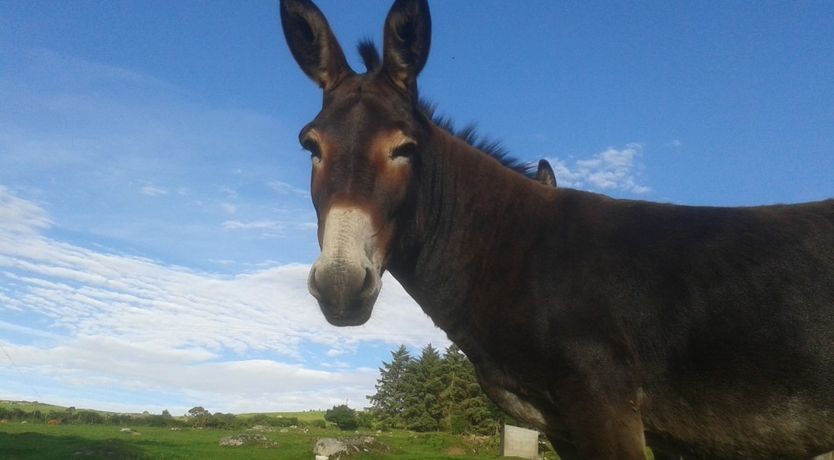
left=279, top=0, right=834, bottom=458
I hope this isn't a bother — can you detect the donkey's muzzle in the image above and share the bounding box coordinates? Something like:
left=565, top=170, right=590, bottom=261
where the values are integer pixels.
left=308, top=258, right=380, bottom=326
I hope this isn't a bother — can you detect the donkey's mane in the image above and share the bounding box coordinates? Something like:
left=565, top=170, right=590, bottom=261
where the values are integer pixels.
left=358, top=40, right=534, bottom=178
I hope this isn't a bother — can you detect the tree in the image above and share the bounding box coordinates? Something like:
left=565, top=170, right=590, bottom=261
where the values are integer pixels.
left=185, top=406, right=211, bottom=427
left=401, top=344, right=444, bottom=431
left=356, top=410, right=376, bottom=429
left=186, top=406, right=209, bottom=418
left=325, top=404, right=358, bottom=431
left=368, top=343, right=508, bottom=434
left=367, top=344, right=412, bottom=428
left=439, top=344, right=504, bottom=435
left=439, top=344, right=472, bottom=432
left=77, top=410, right=105, bottom=424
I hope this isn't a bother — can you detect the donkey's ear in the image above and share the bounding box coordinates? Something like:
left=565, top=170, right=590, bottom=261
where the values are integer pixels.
left=536, top=159, right=557, bottom=187
left=382, top=0, right=431, bottom=93
left=280, top=0, right=352, bottom=90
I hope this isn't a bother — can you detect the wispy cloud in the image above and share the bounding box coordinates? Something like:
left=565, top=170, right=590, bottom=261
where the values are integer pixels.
left=0, top=187, right=447, bottom=412
left=546, top=143, right=650, bottom=194
left=296, top=222, right=318, bottom=231
left=0, top=47, right=317, bottom=267
left=0, top=186, right=52, bottom=235
left=140, top=185, right=168, bottom=197
left=221, top=220, right=286, bottom=239
left=268, top=180, right=309, bottom=197
left=220, top=186, right=239, bottom=199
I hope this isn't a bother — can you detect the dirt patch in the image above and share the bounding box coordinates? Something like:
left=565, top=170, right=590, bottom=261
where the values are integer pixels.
left=443, top=446, right=466, bottom=456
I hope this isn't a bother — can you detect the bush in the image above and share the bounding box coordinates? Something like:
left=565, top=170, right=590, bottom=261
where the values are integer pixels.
left=77, top=411, right=105, bottom=425
left=308, top=419, right=327, bottom=429
left=356, top=411, right=378, bottom=430
left=325, top=405, right=358, bottom=431
left=271, top=416, right=299, bottom=427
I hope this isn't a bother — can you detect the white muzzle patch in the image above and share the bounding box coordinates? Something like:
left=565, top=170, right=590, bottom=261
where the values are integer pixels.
left=308, top=206, right=382, bottom=326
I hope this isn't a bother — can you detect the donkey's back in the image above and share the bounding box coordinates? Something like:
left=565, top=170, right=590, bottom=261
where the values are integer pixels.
left=540, top=191, right=834, bottom=458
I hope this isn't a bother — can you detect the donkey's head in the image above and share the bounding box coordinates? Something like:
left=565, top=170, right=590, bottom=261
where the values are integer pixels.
left=281, top=0, right=431, bottom=326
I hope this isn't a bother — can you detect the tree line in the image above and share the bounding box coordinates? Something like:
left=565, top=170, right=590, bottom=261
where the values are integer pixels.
left=3, top=344, right=510, bottom=435
left=0, top=405, right=319, bottom=430
left=365, top=344, right=508, bottom=435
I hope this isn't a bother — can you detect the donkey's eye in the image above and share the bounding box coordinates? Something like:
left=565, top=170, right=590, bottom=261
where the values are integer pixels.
left=391, top=141, right=417, bottom=160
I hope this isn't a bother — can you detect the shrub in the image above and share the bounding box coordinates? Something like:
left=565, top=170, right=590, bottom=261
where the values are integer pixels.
left=308, top=419, right=327, bottom=429
left=325, top=405, right=358, bottom=431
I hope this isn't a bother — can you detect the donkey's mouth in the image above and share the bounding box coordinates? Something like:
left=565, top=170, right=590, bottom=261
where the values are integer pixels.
left=308, top=263, right=381, bottom=326
left=319, top=302, right=375, bottom=327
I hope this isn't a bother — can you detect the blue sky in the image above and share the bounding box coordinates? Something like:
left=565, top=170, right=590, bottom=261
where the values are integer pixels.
left=1, top=1, right=832, bottom=414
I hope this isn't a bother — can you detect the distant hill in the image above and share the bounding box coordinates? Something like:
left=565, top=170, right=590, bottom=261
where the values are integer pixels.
left=1, top=400, right=326, bottom=420
left=0, top=400, right=67, bottom=413
left=0, top=400, right=132, bottom=416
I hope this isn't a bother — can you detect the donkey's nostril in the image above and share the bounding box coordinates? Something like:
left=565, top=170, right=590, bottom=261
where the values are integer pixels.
left=360, top=266, right=375, bottom=295
left=309, top=260, right=374, bottom=305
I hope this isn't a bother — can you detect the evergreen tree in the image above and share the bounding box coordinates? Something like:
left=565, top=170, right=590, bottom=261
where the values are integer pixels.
left=368, top=343, right=507, bottom=434
left=367, top=344, right=412, bottom=428
left=401, top=344, right=444, bottom=431
left=439, top=344, right=472, bottom=432
left=439, top=344, right=502, bottom=434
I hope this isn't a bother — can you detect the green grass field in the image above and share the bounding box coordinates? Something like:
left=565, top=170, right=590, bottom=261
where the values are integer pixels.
left=0, top=402, right=663, bottom=459
left=0, top=420, right=561, bottom=460
left=0, top=401, right=72, bottom=414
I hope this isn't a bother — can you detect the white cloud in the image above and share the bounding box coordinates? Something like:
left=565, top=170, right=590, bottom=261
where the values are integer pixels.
left=0, top=187, right=447, bottom=412
left=297, top=222, right=318, bottom=231
left=0, top=186, right=52, bottom=235
left=268, top=180, right=309, bottom=197
left=220, top=186, right=239, bottom=199
left=326, top=349, right=346, bottom=357
left=221, top=220, right=286, bottom=239
left=546, top=143, right=650, bottom=194
left=140, top=185, right=168, bottom=197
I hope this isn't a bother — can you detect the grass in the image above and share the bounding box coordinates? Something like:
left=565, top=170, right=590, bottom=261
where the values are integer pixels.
left=0, top=401, right=72, bottom=414
left=0, top=422, right=553, bottom=459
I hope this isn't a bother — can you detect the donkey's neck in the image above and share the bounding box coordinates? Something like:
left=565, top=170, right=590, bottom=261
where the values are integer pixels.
left=388, top=125, right=554, bottom=339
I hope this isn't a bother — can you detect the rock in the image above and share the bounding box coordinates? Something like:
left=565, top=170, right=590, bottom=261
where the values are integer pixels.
left=219, top=436, right=245, bottom=447
left=313, top=436, right=389, bottom=459
left=170, top=427, right=182, bottom=431
left=249, top=425, right=274, bottom=432
left=279, top=428, right=288, bottom=433
left=218, top=433, right=278, bottom=448
left=314, top=438, right=347, bottom=457
left=119, top=428, right=132, bottom=433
